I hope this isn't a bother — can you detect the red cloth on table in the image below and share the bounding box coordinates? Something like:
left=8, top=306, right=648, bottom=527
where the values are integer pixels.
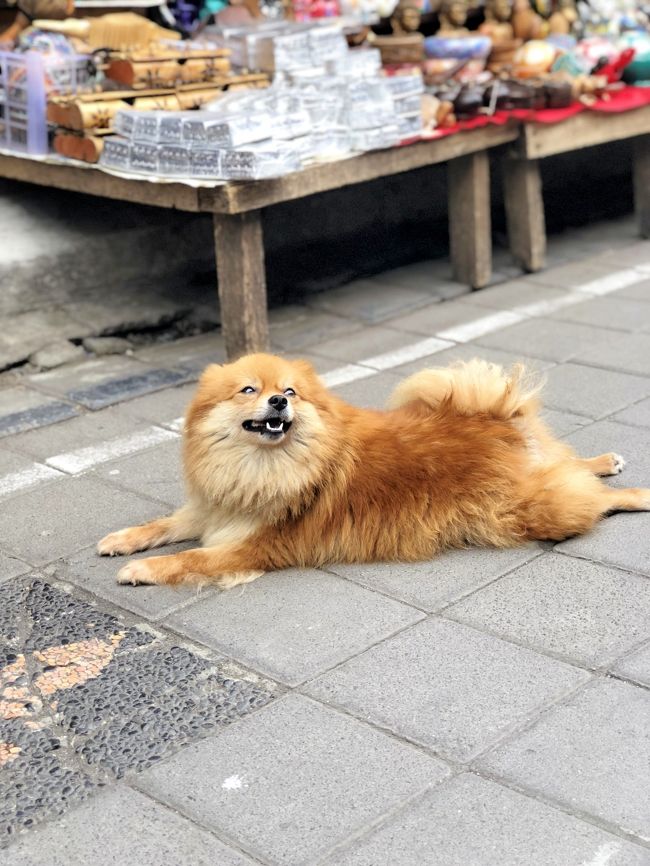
left=417, top=85, right=650, bottom=141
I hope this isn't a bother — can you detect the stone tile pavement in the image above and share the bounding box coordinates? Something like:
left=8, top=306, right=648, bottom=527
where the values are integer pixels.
left=1, top=218, right=650, bottom=864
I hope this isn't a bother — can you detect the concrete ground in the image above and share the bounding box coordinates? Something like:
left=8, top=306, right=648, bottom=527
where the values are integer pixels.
left=1, top=218, right=650, bottom=865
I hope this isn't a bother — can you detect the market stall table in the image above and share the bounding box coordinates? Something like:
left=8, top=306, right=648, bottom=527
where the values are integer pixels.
left=502, top=98, right=650, bottom=273
left=0, top=121, right=518, bottom=358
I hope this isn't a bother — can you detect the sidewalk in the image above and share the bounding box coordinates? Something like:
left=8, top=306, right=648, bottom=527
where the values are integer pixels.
left=1, top=219, right=650, bottom=865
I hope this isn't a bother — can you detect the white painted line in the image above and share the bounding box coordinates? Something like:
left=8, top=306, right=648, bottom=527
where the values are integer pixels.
left=321, top=364, right=376, bottom=388
left=361, top=337, right=454, bottom=371
left=574, top=269, right=644, bottom=296
left=46, top=425, right=179, bottom=474
left=515, top=293, right=584, bottom=318
left=0, top=464, right=64, bottom=499
left=437, top=310, right=525, bottom=343
left=167, top=416, right=185, bottom=433
left=580, top=841, right=621, bottom=866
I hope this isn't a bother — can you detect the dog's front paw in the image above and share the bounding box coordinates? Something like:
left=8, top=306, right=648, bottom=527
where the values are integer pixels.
left=610, top=453, right=626, bottom=475
left=116, top=560, right=157, bottom=586
left=97, top=529, right=140, bottom=556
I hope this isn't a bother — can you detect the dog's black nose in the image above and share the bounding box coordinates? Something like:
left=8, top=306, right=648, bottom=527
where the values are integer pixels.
left=268, top=394, right=288, bottom=411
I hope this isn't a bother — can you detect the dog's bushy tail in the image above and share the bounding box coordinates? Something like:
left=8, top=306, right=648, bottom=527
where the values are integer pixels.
left=387, top=359, right=543, bottom=421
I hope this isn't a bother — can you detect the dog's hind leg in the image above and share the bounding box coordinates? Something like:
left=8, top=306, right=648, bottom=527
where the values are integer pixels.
left=97, top=504, right=202, bottom=556
left=576, top=453, right=626, bottom=477
left=601, top=487, right=650, bottom=512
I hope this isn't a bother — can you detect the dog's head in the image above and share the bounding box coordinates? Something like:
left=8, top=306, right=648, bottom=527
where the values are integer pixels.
left=187, top=353, right=329, bottom=451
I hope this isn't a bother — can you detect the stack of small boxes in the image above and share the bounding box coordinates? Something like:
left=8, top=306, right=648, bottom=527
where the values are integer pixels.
left=99, top=23, right=424, bottom=181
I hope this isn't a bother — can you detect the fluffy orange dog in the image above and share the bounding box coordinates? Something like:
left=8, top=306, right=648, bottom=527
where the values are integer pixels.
left=98, top=353, right=650, bottom=587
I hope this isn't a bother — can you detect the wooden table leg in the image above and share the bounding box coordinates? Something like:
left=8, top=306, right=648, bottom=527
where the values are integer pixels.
left=213, top=210, right=270, bottom=359
left=633, top=136, right=650, bottom=239
left=448, top=150, right=492, bottom=290
left=503, top=156, right=546, bottom=273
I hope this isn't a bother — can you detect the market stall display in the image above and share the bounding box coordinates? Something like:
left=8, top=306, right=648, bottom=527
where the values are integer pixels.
left=0, top=0, right=649, bottom=358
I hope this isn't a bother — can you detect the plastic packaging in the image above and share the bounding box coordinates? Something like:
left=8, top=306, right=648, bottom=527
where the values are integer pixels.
left=350, top=124, right=401, bottom=152
left=158, top=143, right=191, bottom=176
left=397, top=113, right=423, bottom=140
left=221, top=143, right=301, bottom=179
left=189, top=147, right=222, bottom=177
left=345, top=79, right=395, bottom=129
left=99, top=136, right=131, bottom=170
left=181, top=111, right=273, bottom=147
left=383, top=71, right=424, bottom=98
left=311, top=125, right=351, bottom=158
left=113, top=109, right=134, bottom=138
left=393, top=92, right=423, bottom=116
left=129, top=141, right=158, bottom=173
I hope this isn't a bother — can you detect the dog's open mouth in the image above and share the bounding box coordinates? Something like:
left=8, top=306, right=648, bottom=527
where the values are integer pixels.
left=242, top=417, right=293, bottom=438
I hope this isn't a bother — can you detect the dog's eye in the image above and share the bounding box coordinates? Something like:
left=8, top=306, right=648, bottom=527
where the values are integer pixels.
left=240, top=386, right=256, bottom=394
left=284, top=388, right=296, bottom=397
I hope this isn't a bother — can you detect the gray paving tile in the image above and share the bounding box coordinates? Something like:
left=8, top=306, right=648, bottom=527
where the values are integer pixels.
left=565, top=420, right=650, bottom=488
left=68, top=368, right=193, bottom=410
left=526, top=261, right=616, bottom=289
left=613, top=397, right=650, bottom=428
left=6, top=786, right=256, bottom=866
left=5, top=404, right=158, bottom=461
left=550, top=296, right=650, bottom=332
left=478, top=679, right=650, bottom=842
left=459, top=281, right=570, bottom=312
left=135, top=694, right=448, bottom=866
left=387, top=301, right=495, bottom=336
left=50, top=543, right=211, bottom=621
left=446, top=554, right=650, bottom=668
left=165, top=569, right=423, bottom=685
left=614, top=277, right=650, bottom=302
left=590, top=241, right=650, bottom=268
left=327, top=545, right=542, bottom=612
left=305, top=618, right=588, bottom=762
left=475, top=318, right=613, bottom=364
left=0, top=449, right=64, bottom=500
left=311, top=325, right=420, bottom=364
left=373, top=266, right=468, bottom=301
left=305, top=278, right=435, bottom=324
left=0, top=549, right=30, bottom=583
left=0, top=386, right=77, bottom=438
left=268, top=305, right=362, bottom=351
left=0, top=476, right=162, bottom=565
left=541, top=408, right=591, bottom=438
left=94, top=439, right=184, bottom=508
left=133, top=331, right=226, bottom=367
left=332, top=370, right=401, bottom=410
left=326, top=773, right=650, bottom=866
left=612, top=641, right=650, bottom=688
left=542, top=363, right=650, bottom=419
left=391, top=343, right=555, bottom=379
left=118, top=383, right=196, bottom=428
left=25, top=355, right=147, bottom=397
left=277, top=350, right=345, bottom=375
left=26, top=357, right=192, bottom=410
left=574, top=332, right=650, bottom=377
left=557, top=513, right=650, bottom=577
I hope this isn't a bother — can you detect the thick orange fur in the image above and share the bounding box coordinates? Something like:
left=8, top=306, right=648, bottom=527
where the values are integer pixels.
left=97, top=354, right=650, bottom=587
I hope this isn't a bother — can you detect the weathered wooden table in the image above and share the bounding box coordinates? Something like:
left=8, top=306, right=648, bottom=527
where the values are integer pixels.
left=502, top=104, right=650, bottom=273
left=0, top=122, right=517, bottom=358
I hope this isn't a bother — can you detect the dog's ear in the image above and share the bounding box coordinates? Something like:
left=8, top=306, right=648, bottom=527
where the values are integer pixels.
left=198, top=363, right=223, bottom=385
